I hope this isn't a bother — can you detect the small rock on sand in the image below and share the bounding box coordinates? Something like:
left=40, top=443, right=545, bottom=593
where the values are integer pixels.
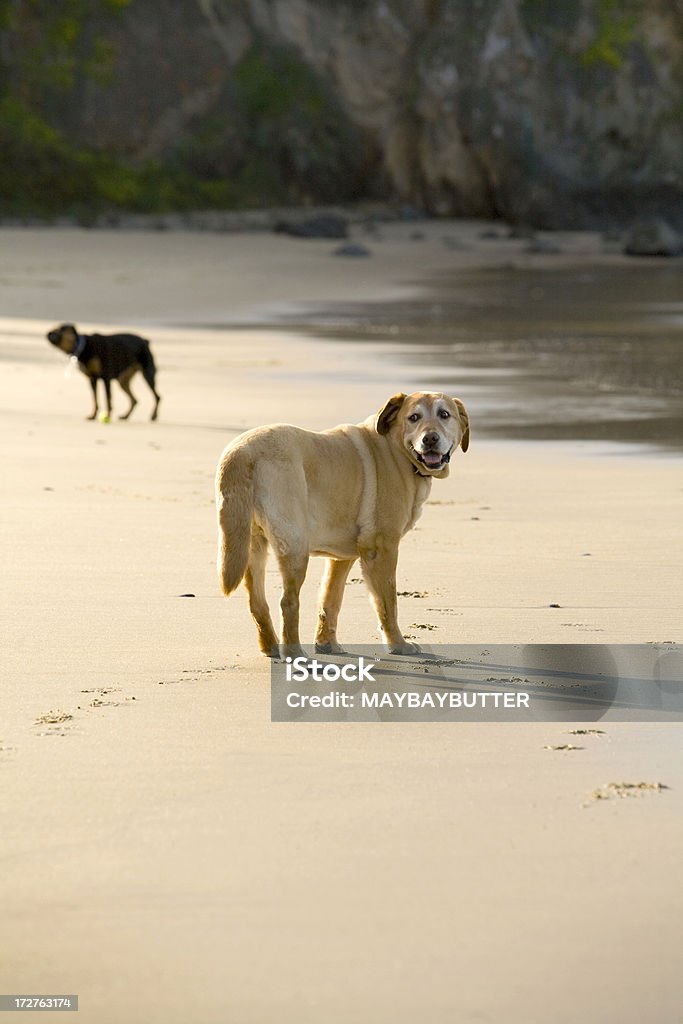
left=624, top=219, right=681, bottom=257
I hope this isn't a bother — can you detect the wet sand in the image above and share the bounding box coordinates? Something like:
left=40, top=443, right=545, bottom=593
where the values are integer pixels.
left=1, top=222, right=682, bottom=1024
left=281, top=261, right=683, bottom=449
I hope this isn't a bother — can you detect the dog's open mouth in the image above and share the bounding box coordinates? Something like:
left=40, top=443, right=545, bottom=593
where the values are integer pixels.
left=413, top=447, right=451, bottom=470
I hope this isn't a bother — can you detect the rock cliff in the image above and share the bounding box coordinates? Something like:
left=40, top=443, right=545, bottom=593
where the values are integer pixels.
left=3, top=0, right=682, bottom=225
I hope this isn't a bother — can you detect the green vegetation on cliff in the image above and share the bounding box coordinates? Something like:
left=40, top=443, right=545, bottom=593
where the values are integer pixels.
left=520, top=0, right=637, bottom=68
left=0, top=94, right=244, bottom=217
left=0, top=0, right=680, bottom=224
left=0, top=4, right=371, bottom=217
left=0, top=0, right=146, bottom=216
left=167, top=43, right=372, bottom=207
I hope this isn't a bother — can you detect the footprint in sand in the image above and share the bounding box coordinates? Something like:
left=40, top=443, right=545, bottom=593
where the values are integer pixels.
left=158, top=665, right=241, bottom=685
left=561, top=622, right=605, bottom=632
left=77, top=687, right=136, bottom=710
left=588, top=781, right=668, bottom=804
left=34, top=709, right=74, bottom=736
left=35, top=710, right=73, bottom=725
left=79, top=686, right=125, bottom=708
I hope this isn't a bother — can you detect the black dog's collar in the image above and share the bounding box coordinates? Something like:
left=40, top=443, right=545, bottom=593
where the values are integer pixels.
left=73, top=334, right=87, bottom=359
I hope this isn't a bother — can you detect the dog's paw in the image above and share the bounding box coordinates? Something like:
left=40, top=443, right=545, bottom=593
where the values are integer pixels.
left=389, top=641, right=422, bottom=656
left=279, top=645, right=307, bottom=660
left=315, top=641, right=346, bottom=655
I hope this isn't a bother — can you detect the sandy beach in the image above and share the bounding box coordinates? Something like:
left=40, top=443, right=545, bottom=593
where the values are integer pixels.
left=1, top=221, right=682, bottom=1023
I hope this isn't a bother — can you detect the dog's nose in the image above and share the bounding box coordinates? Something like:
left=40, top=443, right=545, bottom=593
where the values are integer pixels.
left=422, top=431, right=440, bottom=449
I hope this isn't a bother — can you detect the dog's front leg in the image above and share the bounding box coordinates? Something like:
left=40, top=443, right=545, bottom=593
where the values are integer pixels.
left=103, top=378, right=113, bottom=419
left=315, top=557, right=356, bottom=654
left=361, top=544, right=421, bottom=656
left=86, top=377, right=99, bottom=420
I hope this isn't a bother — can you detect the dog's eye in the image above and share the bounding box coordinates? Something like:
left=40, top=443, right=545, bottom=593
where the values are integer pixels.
left=438, top=409, right=451, bottom=419
left=407, top=413, right=421, bottom=423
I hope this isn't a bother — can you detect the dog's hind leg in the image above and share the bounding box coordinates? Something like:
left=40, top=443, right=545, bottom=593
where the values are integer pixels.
left=315, top=558, right=356, bottom=654
left=275, top=545, right=309, bottom=656
left=245, top=530, right=279, bottom=657
left=139, top=350, right=161, bottom=421
left=117, top=366, right=138, bottom=420
left=87, top=378, right=99, bottom=420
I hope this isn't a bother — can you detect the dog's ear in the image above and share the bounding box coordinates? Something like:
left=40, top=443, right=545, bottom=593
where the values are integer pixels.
left=376, top=393, right=407, bottom=435
left=452, top=398, right=470, bottom=452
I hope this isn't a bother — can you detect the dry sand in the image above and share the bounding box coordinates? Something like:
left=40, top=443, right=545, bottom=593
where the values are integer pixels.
left=1, top=222, right=682, bottom=1023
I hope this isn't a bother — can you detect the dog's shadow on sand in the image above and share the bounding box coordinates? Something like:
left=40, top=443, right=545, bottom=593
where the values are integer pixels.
left=272, top=643, right=683, bottom=722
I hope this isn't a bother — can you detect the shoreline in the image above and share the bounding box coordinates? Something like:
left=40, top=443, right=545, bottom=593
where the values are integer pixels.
left=3, top=219, right=681, bottom=452
left=1, top=218, right=676, bottom=325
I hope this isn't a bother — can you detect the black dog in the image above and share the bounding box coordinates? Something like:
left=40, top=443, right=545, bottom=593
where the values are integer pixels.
left=47, top=323, right=161, bottom=421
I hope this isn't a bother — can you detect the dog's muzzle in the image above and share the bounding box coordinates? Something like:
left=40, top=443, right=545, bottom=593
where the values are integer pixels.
left=416, top=449, right=451, bottom=470
left=412, top=443, right=453, bottom=471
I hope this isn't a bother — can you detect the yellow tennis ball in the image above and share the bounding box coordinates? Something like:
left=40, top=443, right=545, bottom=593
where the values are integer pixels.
left=98, top=412, right=111, bottom=424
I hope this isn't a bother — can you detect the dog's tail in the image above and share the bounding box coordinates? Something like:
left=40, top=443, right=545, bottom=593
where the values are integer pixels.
left=138, top=340, right=157, bottom=385
left=215, top=448, right=254, bottom=596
